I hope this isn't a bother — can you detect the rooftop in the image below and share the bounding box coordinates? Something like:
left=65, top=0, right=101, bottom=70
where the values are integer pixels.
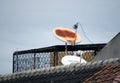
left=0, top=58, right=120, bottom=83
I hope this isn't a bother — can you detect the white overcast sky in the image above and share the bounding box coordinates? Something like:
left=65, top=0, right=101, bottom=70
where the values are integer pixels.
left=0, top=0, right=120, bottom=74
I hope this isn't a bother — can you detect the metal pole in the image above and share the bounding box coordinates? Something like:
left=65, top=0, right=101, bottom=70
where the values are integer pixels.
left=16, top=55, right=18, bottom=72
left=13, top=54, right=15, bottom=73
left=33, top=53, right=36, bottom=69
left=74, top=29, right=77, bottom=45
left=65, top=42, right=68, bottom=55
left=73, top=22, right=78, bottom=45
left=54, top=47, right=58, bottom=66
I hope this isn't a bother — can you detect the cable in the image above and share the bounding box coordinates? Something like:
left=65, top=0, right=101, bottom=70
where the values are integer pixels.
left=77, top=22, right=93, bottom=44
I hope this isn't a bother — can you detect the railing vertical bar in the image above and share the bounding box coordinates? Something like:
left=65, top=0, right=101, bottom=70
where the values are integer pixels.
left=54, top=47, right=58, bottom=66
left=33, top=53, right=36, bottom=69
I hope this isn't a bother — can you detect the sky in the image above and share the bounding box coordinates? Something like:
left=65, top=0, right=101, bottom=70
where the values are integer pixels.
left=0, top=0, right=120, bottom=75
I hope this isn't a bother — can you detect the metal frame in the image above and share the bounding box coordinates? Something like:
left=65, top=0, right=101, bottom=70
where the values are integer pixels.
left=13, top=43, right=106, bottom=73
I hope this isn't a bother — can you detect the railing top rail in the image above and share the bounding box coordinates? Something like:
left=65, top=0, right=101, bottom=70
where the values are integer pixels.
left=13, top=43, right=106, bottom=55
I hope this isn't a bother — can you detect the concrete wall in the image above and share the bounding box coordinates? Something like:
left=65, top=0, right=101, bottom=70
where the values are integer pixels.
left=93, top=32, right=120, bottom=61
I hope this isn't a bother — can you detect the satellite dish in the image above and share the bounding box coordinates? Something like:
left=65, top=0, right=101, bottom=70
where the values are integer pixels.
left=61, top=55, right=87, bottom=65
left=53, top=27, right=84, bottom=65
left=53, top=27, right=81, bottom=44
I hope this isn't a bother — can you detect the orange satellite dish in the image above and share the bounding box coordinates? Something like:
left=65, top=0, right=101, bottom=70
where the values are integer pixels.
left=53, top=27, right=81, bottom=44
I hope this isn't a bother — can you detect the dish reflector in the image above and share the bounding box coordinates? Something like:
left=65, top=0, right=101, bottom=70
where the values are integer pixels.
left=53, top=27, right=81, bottom=44
left=61, top=55, right=87, bottom=65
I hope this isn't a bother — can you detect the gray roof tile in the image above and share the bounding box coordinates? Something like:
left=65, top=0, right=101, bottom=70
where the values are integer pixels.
left=0, top=58, right=120, bottom=83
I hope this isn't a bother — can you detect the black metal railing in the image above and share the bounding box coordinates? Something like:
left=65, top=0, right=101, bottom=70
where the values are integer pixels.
left=13, top=43, right=106, bottom=73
